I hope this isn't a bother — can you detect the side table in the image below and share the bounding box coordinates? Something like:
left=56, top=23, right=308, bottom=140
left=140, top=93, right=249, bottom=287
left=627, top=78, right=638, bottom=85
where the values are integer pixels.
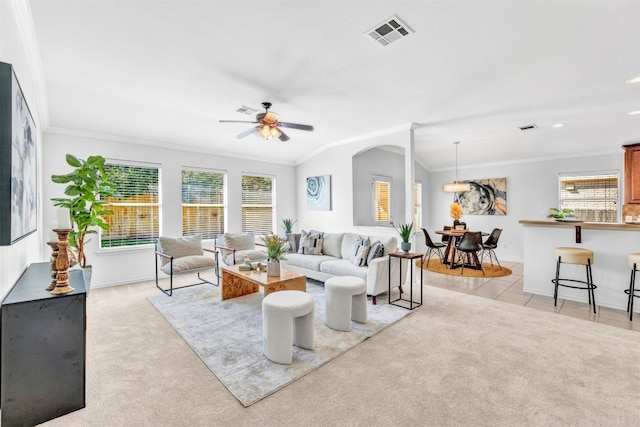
left=388, top=252, right=423, bottom=310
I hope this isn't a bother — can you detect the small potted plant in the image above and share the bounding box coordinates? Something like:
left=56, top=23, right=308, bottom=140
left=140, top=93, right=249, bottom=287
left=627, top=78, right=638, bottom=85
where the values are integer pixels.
left=261, top=234, right=289, bottom=276
left=547, top=207, right=577, bottom=221
left=450, top=202, right=463, bottom=227
left=51, top=154, right=116, bottom=285
left=282, top=218, right=297, bottom=236
left=391, top=221, right=415, bottom=253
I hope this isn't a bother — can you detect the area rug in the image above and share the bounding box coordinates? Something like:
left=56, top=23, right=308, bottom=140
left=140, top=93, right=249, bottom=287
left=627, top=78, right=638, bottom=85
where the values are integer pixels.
left=147, top=281, right=411, bottom=407
left=417, top=258, right=512, bottom=277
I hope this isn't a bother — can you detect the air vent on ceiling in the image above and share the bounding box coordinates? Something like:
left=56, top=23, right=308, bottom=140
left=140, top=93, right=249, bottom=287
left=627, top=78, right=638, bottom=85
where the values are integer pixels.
left=519, top=124, right=539, bottom=131
left=236, top=105, right=260, bottom=115
left=366, top=15, right=414, bottom=46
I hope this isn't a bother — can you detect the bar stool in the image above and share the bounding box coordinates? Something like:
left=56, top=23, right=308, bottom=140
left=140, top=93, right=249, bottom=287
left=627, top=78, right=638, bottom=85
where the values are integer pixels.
left=625, top=253, right=640, bottom=321
left=552, top=247, right=597, bottom=314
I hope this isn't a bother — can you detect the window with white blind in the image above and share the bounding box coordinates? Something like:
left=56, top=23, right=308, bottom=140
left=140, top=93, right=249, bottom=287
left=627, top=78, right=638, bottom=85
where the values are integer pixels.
left=373, top=176, right=391, bottom=222
left=182, top=169, right=225, bottom=239
left=100, top=162, right=160, bottom=247
left=414, top=181, right=422, bottom=229
left=241, top=174, right=274, bottom=234
left=559, top=173, right=619, bottom=223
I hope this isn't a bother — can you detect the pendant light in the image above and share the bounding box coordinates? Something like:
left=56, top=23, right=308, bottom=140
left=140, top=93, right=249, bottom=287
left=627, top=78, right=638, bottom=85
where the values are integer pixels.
left=443, top=141, right=471, bottom=192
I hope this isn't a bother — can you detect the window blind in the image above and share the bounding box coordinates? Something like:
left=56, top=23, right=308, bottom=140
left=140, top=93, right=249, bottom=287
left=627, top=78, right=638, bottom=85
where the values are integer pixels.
left=374, top=180, right=390, bottom=222
left=559, top=173, right=618, bottom=222
left=182, top=169, right=225, bottom=239
left=101, top=164, right=159, bottom=247
left=241, top=174, right=274, bottom=234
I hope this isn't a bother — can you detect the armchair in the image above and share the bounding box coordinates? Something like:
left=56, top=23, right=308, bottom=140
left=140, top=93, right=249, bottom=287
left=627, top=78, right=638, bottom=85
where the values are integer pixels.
left=215, top=232, right=267, bottom=266
left=155, top=234, right=219, bottom=296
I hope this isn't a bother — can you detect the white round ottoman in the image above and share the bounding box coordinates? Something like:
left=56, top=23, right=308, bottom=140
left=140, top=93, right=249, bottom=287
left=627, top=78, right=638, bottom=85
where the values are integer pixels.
left=262, top=290, right=315, bottom=365
left=325, top=276, right=368, bottom=331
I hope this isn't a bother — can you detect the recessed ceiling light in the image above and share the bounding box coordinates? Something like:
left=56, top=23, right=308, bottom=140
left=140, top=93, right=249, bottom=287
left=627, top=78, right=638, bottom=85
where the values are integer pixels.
left=552, top=123, right=566, bottom=128
left=627, top=76, right=640, bottom=85
left=628, top=110, right=640, bottom=116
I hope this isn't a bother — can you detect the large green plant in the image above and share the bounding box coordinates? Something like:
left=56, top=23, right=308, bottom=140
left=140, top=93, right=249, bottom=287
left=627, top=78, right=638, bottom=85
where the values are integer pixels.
left=51, top=154, right=116, bottom=268
left=261, top=234, right=288, bottom=262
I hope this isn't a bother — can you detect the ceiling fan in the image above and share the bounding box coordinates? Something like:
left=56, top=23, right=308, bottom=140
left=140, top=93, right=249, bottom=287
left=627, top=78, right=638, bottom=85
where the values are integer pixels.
left=219, top=102, right=314, bottom=142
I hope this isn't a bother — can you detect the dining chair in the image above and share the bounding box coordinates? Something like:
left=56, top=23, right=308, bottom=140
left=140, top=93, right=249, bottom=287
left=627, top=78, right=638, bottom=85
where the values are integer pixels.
left=454, top=231, right=485, bottom=275
left=421, top=228, right=446, bottom=267
left=480, top=228, right=503, bottom=270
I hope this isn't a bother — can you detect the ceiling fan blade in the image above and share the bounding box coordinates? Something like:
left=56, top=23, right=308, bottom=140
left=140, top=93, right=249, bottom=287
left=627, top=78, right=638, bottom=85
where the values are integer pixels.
left=219, top=120, right=259, bottom=124
left=278, top=129, right=290, bottom=142
left=279, top=122, right=314, bottom=132
left=237, top=126, right=259, bottom=139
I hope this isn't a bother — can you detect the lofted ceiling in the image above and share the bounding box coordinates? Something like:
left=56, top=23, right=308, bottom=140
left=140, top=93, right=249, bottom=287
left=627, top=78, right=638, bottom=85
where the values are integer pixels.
left=27, top=0, right=640, bottom=170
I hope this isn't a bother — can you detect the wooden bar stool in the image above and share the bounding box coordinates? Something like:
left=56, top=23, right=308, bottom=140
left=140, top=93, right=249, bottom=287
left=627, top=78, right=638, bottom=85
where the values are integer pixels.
left=625, top=253, right=640, bottom=321
left=552, top=247, right=596, bottom=314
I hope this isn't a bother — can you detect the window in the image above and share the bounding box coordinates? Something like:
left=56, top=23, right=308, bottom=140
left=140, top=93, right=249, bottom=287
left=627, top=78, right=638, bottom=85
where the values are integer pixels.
left=559, top=173, right=619, bottom=222
left=101, top=162, right=160, bottom=247
left=182, top=169, right=225, bottom=239
left=241, top=174, right=274, bottom=234
left=414, top=181, right=422, bottom=229
left=373, top=176, right=391, bottom=222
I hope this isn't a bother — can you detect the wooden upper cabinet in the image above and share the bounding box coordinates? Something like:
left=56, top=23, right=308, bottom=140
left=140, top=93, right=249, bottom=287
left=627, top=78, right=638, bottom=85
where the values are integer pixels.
left=624, top=143, right=640, bottom=204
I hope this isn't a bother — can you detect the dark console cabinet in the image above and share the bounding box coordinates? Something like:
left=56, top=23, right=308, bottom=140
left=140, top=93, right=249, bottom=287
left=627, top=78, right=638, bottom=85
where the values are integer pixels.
left=1, top=262, right=86, bottom=426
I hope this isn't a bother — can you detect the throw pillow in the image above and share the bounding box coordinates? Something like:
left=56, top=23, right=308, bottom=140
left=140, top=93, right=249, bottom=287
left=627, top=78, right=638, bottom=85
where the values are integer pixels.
left=366, top=240, right=385, bottom=266
left=158, top=234, right=203, bottom=266
left=350, top=236, right=371, bottom=266
left=298, top=230, right=324, bottom=255
left=221, top=232, right=255, bottom=257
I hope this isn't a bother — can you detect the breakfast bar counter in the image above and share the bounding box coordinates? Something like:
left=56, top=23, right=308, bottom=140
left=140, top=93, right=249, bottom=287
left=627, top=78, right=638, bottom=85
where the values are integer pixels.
left=519, top=219, right=640, bottom=312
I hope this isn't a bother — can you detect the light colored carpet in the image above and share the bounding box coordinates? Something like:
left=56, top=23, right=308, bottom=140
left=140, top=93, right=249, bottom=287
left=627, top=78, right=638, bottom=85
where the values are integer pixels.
left=147, top=281, right=410, bottom=406
left=41, top=275, right=640, bottom=426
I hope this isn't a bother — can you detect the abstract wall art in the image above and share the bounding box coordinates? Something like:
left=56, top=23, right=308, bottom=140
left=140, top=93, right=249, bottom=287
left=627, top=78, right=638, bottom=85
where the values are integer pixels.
left=454, top=177, right=507, bottom=215
left=0, top=62, right=37, bottom=245
left=306, top=175, right=331, bottom=211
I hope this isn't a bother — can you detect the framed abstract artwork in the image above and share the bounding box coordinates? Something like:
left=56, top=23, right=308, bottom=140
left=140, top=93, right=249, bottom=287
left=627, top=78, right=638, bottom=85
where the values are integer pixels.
left=306, top=175, right=331, bottom=211
left=454, top=177, right=507, bottom=215
left=0, top=62, right=37, bottom=245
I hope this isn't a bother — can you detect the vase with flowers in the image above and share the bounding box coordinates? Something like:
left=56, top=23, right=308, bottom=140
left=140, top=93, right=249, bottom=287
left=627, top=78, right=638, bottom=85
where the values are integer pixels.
left=261, top=234, right=289, bottom=276
left=450, top=202, right=463, bottom=228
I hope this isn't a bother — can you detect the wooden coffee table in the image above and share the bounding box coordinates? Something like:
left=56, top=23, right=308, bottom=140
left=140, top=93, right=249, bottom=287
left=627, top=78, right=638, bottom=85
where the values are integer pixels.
left=220, top=265, right=307, bottom=300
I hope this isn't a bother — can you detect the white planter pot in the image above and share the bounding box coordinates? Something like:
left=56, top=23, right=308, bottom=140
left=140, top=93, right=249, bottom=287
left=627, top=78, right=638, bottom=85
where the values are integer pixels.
left=267, top=261, right=280, bottom=277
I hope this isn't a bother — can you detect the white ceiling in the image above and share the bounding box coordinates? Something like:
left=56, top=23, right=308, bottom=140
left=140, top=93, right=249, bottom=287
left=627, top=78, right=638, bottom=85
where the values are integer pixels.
left=27, top=0, right=640, bottom=170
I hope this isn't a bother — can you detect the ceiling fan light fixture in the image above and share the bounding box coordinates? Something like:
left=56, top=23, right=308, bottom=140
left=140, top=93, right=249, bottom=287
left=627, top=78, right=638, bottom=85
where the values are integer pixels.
left=443, top=141, right=471, bottom=193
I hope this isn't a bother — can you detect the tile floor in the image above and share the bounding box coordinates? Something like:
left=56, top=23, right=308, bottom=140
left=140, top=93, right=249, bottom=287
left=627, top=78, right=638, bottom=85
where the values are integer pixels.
left=420, top=260, right=639, bottom=332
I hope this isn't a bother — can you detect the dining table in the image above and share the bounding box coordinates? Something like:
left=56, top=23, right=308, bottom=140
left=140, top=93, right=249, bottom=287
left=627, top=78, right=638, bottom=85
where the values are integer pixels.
left=434, top=229, right=488, bottom=270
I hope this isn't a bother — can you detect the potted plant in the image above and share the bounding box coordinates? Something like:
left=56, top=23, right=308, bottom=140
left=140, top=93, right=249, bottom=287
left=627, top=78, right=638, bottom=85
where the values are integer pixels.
left=391, top=221, right=414, bottom=253
left=51, top=154, right=116, bottom=284
left=547, top=207, right=575, bottom=220
left=282, top=218, right=297, bottom=236
left=261, top=234, right=289, bottom=276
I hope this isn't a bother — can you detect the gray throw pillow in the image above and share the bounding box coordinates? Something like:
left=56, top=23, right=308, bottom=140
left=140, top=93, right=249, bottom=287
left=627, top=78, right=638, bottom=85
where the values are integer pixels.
left=366, top=240, right=385, bottom=266
left=298, top=230, right=323, bottom=255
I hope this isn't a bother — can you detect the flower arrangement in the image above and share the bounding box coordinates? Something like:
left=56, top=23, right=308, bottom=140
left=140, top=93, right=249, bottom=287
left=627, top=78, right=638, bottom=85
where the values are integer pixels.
left=391, top=221, right=415, bottom=243
left=261, top=234, right=289, bottom=262
left=450, top=202, right=463, bottom=220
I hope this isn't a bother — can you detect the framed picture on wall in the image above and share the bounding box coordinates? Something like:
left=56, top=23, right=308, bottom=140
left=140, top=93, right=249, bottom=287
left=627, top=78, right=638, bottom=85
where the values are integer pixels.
left=454, top=177, right=507, bottom=215
left=306, top=175, right=331, bottom=211
left=0, top=62, right=38, bottom=245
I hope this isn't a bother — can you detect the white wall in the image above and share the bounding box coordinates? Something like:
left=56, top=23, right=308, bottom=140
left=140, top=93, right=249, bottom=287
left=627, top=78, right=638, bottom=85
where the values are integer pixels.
left=0, top=2, right=46, bottom=300
left=427, top=154, right=624, bottom=262
left=41, top=132, right=297, bottom=287
left=297, top=128, right=623, bottom=264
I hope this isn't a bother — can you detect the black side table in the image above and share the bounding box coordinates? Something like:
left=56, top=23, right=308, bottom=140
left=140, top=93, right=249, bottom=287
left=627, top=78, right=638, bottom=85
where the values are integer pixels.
left=388, top=252, right=423, bottom=310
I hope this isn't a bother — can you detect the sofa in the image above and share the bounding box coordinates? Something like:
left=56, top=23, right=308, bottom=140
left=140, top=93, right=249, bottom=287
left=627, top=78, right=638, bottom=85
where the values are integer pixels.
left=281, top=231, right=407, bottom=304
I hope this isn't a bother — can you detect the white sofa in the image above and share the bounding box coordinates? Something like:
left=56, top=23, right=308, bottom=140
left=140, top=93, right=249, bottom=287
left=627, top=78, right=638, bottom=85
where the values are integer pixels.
left=281, top=232, right=407, bottom=304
